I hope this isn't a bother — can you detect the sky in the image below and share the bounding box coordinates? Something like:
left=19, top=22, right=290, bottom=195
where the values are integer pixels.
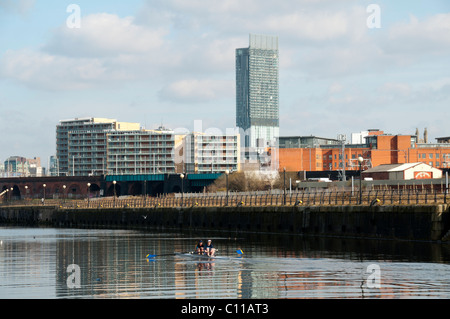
left=0, top=0, right=449, bottom=168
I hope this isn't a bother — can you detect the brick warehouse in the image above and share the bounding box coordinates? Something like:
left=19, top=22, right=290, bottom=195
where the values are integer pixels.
left=275, top=133, right=450, bottom=176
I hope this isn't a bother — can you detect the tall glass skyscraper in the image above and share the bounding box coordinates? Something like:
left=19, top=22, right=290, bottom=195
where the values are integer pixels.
left=236, top=34, right=279, bottom=154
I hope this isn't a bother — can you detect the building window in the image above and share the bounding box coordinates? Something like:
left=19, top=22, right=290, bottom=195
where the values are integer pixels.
left=429, top=154, right=433, bottom=159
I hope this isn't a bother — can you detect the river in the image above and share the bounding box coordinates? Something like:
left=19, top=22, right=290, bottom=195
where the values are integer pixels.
left=0, top=226, right=449, bottom=299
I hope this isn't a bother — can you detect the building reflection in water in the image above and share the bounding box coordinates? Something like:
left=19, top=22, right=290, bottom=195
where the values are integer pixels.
left=0, top=228, right=448, bottom=299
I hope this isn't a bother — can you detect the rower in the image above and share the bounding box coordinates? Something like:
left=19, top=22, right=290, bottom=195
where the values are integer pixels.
left=205, top=239, right=216, bottom=256
left=195, top=240, right=205, bottom=255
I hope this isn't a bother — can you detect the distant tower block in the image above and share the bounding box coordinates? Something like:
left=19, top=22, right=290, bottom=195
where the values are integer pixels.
left=236, top=34, right=279, bottom=153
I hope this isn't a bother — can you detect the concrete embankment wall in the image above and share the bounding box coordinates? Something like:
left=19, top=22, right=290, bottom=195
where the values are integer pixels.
left=0, top=205, right=449, bottom=242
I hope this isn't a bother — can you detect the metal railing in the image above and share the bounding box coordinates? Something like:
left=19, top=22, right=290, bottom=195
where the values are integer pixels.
left=2, top=188, right=447, bottom=209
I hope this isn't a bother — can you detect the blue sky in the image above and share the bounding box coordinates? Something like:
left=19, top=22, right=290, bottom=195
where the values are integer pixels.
left=1, top=0, right=449, bottom=168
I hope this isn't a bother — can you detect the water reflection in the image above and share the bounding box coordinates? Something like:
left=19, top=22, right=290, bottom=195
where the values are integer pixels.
left=0, top=227, right=449, bottom=299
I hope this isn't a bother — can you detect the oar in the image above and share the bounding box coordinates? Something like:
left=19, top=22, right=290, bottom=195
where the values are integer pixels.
left=146, top=251, right=193, bottom=259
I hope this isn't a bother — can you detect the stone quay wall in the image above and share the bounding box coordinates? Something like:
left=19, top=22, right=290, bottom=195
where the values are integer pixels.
left=0, top=204, right=449, bottom=242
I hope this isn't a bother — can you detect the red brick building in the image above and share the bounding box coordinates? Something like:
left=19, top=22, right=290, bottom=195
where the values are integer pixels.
left=276, top=133, right=450, bottom=174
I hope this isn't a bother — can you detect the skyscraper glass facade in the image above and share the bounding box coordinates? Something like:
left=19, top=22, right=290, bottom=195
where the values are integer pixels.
left=236, top=34, right=279, bottom=150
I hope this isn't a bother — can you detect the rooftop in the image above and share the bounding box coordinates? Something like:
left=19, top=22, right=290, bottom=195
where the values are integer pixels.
left=363, top=162, right=432, bottom=173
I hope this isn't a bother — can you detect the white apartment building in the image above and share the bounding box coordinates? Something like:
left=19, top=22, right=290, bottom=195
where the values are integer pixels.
left=181, top=132, right=241, bottom=174
left=57, top=118, right=140, bottom=176
left=56, top=118, right=238, bottom=176
left=107, top=127, right=175, bottom=175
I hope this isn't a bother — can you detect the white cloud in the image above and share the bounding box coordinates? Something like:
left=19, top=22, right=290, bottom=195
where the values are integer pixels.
left=44, top=13, right=168, bottom=58
left=137, top=0, right=366, bottom=42
left=0, top=0, right=34, bottom=14
left=328, top=82, right=344, bottom=94
left=1, top=49, right=119, bottom=90
left=379, top=82, right=412, bottom=97
left=2, top=2, right=448, bottom=96
left=0, top=1, right=382, bottom=91
left=386, top=13, right=450, bottom=55
left=158, top=79, right=233, bottom=103
left=0, top=13, right=177, bottom=90
left=266, top=11, right=349, bottom=41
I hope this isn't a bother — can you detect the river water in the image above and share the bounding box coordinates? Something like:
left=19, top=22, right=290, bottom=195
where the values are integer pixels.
left=0, top=226, right=449, bottom=299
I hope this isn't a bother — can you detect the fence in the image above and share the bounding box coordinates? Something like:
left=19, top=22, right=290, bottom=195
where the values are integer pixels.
left=2, top=188, right=447, bottom=209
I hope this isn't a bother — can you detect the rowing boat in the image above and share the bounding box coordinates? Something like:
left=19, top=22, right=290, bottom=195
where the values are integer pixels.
left=147, top=249, right=243, bottom=260
left=176, top=252, right=243, bottom=261
left=176, top=252, right=218, bottom=259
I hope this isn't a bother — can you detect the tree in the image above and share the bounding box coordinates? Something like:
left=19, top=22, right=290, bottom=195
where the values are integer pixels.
left=207, top=170, right=297, bottom=193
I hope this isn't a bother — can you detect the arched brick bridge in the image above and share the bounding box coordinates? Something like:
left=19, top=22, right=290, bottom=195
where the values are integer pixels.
left=0, top=174, right=221, bottom=200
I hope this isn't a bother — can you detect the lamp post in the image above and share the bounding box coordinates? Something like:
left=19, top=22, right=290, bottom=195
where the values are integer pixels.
left=358, top=156, right=364, bottom=204
left=113, top=181, right=117, bottom=207
left=180, top=174, right=184, bottom=207
left=445, top=171, right=448, bottom=204
left=143, top=180, right=147, bottom=207
left=43, top=184, right=46, bottom=205
left=87, top=183, right=91, bottom=207
left=24, top=185, right=28, bottom=201
left=225, top=170, right=229, bottom=206
left=63, top=185, right=66, bottom=204
left=283, top=167, right=286, bottom=205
